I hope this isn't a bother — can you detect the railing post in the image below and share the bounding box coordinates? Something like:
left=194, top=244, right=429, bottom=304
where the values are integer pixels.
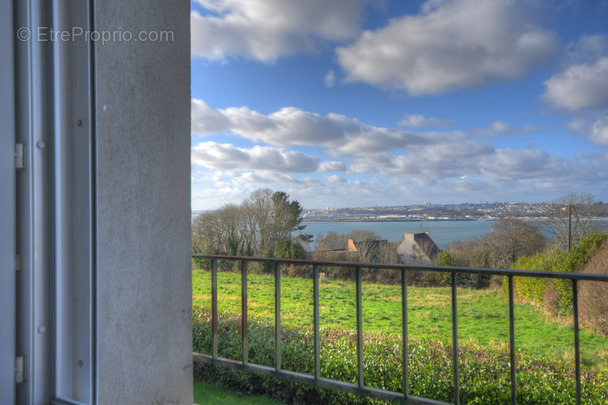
left=194, top=254, right=608, bottom=405
left=212, top=259, right=218, bottom=359
left=314, top=264, right=321, bottom=380
left=451, top=272, right=460, bottom=405
left=242, top=260, right=248, bottom=365
left=573, top=280, right=581, bottom=405
left=275, top=262, right=281, bottom=371
left=508, top=275, right=516, bottom=405
left=356, top=266, right=364, bottom=389
left=401, top=268, right=409, bottom=402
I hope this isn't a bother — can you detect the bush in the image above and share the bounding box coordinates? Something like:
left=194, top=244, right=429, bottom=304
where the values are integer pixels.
left=438, top=242, right=492, bottom=289
left=274, top=239, right=307, bottom=260
left=193, top=306, right=608, bottom=404
left=505, top=232, right=608, bottom=318
left=579, top=240, right=608, bottom=337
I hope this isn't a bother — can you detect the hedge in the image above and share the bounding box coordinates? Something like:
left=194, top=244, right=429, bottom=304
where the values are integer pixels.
left=193, top=306, right=608, bottom=404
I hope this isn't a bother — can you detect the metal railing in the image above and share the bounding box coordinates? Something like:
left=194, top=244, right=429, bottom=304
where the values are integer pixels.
left=192, top=254, right=608, bottom=405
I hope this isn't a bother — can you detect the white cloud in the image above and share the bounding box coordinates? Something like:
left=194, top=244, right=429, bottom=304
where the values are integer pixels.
left=319, top=161, right=347, bottom=172
left=543, top=35, right=608, bottom=144
left=398, top=114, right=453, bottom=128
left=191, top=99, right=231, bottom=135
left=542, top=57, right=608, bottom=111
left=191, top=0, right=368, bottom=62
left=324, top=70, right=336, bottom=88
left=191, top=99, right=442, bottom=155
left=469, top=121, right=535, bottom=137
left=191, top=99, right=608, bottom=211
left=192, top=99, right=350, bottom=145
left=564, top=35, right=608, bottom=66
left=192, top=142, right=320, bottom=172
left=590, top=117, right=608, bottom=146
left=192, top=146, right=608, bottom=210
left=326, top=175, right=347, bottom=183
left=336, top=0, right=559, bottom=95
left=343, top=140, right=608, bottom=193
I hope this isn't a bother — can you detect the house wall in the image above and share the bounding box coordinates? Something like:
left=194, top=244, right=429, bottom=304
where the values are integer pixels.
left=348, top=239, right=357, bottom=251
left=398, top=233, right=432, bottom=265
left=94, top=1, right=192, bottom=403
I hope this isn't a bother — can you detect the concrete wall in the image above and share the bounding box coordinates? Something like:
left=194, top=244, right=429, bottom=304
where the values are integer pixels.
left=94, top=1, right=192, bottom=403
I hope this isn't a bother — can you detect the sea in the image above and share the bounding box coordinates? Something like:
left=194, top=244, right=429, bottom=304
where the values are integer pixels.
left=300, top=220, right=608, bottom=250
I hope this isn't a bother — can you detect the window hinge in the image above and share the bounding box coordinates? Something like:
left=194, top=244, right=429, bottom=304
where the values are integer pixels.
left=15, top=356, right=25, bottom=384
left=15, top=143, right=25, bottom=169
left=16, top=254, right=22, bottom=272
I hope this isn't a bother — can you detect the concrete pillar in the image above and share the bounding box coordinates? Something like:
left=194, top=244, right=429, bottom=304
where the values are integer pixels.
left=94, top=1, right=192, bottom=403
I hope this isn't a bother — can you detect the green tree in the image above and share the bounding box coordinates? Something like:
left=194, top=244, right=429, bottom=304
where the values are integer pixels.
left=271, top=191, right=312, bottom=246
left=273, top=239, right=307, bottom=260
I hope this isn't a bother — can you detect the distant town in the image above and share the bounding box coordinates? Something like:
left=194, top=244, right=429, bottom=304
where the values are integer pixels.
left=301, top=201, right=608, bottom=222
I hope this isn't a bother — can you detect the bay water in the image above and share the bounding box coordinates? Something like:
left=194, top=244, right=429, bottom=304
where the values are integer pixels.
left=302, top=220, right=494, bottom=250
left=301, top=220, right=608, bottom=250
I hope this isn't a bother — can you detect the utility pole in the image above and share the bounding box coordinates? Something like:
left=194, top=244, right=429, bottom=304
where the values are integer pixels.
left=568, top=204, right=572, bottom=253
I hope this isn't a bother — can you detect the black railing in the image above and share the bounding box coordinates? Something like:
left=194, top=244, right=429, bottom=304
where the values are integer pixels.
left=192, top=254, right=608, bottom=405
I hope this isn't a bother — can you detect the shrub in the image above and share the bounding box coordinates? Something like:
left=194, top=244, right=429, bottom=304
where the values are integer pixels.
left=193, top=306, right=608, bottom=404
left=274, top=239, right=307, bottom=260
left=439, top=241, right=492, bottom=289
left=505, top=232, right=608, bottom=318
left=579, top=240, right=608, bottom=337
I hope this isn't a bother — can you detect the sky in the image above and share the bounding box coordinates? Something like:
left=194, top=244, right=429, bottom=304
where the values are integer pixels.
left=190, top=0, right=608, bottom=211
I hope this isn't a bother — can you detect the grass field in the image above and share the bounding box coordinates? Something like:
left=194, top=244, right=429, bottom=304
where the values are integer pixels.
left=193, top=269, right=608, bottom=369
left=194, top=380, right=281, bottom=405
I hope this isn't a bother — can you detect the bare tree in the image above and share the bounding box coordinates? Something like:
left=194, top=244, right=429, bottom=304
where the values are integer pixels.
left=346, top=229, right=380, bottom=242
left=487, top=218, right=546, bottom=267
left=242, top=188, right=274, bottom=253
left=192, top=210, right=224, bottom=254
left=193, top=188, right=310, bottom=257
left=543, top=193, right=599, bottom=251
left=315, top=231, right=348, bottom=250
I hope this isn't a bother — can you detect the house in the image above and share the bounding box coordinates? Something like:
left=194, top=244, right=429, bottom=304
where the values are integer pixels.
left=348, top=238, right=391, bottom=263
left=397, top=231, right=441, bottom=264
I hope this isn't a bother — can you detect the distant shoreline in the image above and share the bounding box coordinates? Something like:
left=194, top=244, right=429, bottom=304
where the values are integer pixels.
left=302, top=218, right=491, bottom=222
left=302, top=217, right=608, bottom=223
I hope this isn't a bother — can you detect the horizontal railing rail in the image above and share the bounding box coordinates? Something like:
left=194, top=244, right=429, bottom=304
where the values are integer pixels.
left=192, top=254, right=608, bottom=405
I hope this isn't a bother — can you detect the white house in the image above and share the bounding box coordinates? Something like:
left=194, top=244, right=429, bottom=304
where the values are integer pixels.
left=397, top=231, right=441, bottom=264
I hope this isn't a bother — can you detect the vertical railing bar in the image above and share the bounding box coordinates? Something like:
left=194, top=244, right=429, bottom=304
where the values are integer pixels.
left=508, top=275, right=516, bottom=405
left=356, top=266, right=364, bottom=389
left=274, top=262, right=281, bottom=371
left=314, top=264, right=321, bottom=380
left=212, top=259, right=218, bottom=359
left=402, top=268, right=409, bottom=402
left=451, top=272, right=460, bottom=405
left=242, top=260, right=248, bottom=365
left=573, top=280, right=581, bottom=405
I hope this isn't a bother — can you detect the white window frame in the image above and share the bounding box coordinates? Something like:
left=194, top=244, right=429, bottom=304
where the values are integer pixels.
left=11, top=1, right=96, bottom=404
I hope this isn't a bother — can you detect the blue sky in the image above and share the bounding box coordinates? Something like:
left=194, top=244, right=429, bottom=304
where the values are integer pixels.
left=190, top=0, right=608, bottom=211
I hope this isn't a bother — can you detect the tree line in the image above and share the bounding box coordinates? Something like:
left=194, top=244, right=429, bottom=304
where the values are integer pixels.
left=192, top=189, right=312, bottom=259
left=192, top=190, right=604, bottom=283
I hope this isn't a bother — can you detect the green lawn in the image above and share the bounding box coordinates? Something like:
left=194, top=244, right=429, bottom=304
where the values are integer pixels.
left=192, top=269, right=608, bottom=368
left=194, top=380, right=282, bottom=405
